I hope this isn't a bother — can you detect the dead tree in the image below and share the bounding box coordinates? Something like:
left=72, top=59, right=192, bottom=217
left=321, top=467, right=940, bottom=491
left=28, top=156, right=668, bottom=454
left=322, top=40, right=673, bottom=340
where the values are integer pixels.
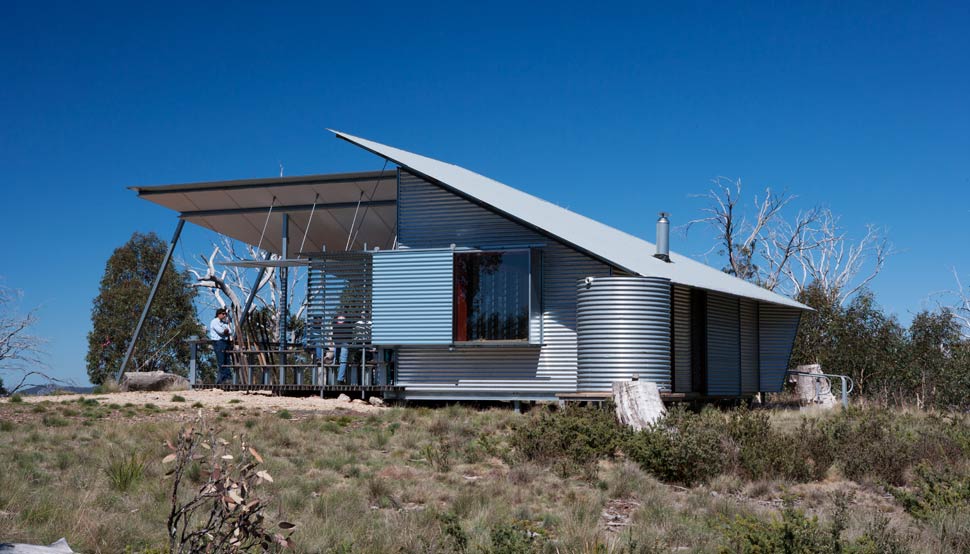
left=946, top=268, right=970, bottom=338
left=688, top=178, right=891, bottom=304
left=186, top=237, right=307, bottom=343
left=0, top=284, right=60, bottom=395
left=776, top=209, right=891, bottom=305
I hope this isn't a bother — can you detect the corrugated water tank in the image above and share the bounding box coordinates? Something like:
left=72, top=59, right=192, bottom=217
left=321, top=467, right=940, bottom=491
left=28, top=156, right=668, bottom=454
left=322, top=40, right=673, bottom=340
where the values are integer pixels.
left=576, top=276, right=672, bottom=392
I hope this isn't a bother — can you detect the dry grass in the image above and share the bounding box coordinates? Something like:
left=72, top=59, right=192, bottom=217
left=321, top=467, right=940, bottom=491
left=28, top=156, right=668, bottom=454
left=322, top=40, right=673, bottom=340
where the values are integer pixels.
left=0, top=398, right=965, bottom=552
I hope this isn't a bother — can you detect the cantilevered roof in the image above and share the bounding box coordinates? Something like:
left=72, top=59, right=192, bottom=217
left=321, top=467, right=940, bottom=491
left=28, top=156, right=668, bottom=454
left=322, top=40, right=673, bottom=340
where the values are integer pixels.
left=131, top=170, right=397, bottom=256
left=330, top=130, right=808, bottom=310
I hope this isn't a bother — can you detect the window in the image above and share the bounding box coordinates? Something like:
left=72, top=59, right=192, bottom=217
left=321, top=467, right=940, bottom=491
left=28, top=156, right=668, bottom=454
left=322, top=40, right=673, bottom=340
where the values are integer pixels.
left=453, top=251, right=531, bottom=342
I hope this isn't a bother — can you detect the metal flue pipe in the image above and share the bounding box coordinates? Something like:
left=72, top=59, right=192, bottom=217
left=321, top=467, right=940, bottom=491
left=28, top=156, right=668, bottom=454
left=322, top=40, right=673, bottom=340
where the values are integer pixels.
left=654, top=212, right=670, bottom=262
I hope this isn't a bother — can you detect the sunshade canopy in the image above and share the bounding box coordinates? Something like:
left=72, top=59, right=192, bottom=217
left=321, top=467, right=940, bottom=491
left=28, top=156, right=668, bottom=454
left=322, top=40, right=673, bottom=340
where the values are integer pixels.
left=131, top=170, right=397, bottom=257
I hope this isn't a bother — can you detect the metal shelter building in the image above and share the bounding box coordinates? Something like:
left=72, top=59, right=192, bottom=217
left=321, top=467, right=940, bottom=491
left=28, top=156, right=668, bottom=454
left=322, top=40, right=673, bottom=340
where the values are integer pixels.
left=128, top=130, right=809, bottom=401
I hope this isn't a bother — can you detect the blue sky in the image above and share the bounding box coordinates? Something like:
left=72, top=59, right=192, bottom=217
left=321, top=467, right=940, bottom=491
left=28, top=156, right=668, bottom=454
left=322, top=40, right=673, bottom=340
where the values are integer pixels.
left=1, top=1, right=967, bottom=385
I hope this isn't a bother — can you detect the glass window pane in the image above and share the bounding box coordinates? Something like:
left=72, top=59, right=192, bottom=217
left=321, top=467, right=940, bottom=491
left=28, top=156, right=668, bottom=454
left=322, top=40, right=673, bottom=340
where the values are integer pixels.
left=454, top=251, right=530, bottom=341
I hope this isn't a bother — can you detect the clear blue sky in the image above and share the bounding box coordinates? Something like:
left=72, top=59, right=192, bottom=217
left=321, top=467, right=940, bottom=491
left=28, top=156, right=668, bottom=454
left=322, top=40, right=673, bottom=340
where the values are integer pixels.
left=1, top=1, right=967, bottom=386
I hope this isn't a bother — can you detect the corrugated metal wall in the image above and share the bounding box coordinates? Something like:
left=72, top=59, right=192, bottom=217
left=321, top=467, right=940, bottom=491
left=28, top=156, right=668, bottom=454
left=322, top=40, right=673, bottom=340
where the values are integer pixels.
left=706, top=292, right=741, bottom=395
left=396, top=170, right=612, bottom=399
left=372, top=249, right=453, bottom=345
left=759, top=304, right=801, bottom=392
left=740, top=298, right=759, bottom=394
left=576, top=277, right=671, bottom=391
left=672, top=284, right=692, bottom=393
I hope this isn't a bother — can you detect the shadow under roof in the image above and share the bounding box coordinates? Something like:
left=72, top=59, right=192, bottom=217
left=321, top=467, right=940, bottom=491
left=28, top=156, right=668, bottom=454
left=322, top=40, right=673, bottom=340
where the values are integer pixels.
left=131, top=170, right=397, bottom=257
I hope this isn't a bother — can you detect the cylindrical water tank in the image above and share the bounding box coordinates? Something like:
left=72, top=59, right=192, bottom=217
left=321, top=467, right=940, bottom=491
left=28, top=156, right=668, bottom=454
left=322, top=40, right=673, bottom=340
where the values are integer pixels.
left=576, top=276, right=672, bottom=392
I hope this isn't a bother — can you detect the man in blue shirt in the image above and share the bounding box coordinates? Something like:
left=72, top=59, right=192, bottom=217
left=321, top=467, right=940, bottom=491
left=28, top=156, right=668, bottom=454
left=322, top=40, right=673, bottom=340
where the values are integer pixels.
left=209, top=308, right=233, bottom=384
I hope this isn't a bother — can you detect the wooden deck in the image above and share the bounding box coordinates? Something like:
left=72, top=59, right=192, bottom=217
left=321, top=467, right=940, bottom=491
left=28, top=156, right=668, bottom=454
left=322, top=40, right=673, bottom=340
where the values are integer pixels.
left=193, top=383, right=403, bottom=396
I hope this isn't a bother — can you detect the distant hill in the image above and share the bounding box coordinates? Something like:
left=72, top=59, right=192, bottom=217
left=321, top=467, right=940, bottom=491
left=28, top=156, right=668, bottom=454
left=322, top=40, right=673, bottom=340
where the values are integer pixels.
left=15, top=384, right=95, bottom=396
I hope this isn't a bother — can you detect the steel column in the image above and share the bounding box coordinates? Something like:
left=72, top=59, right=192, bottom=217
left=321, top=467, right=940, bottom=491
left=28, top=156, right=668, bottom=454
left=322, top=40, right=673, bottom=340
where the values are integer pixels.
left=279, top=214, right=289, bottom=383
left=116, top=219, right=185, bottom=382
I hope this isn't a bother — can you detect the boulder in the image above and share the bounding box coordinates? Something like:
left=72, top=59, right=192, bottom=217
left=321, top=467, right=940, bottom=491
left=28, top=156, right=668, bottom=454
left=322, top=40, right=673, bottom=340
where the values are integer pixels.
left=336, top=393, right=351, bottom=402
left=368, top=396, right=385, bottom=407
left=120, top=371, right=190, bottom=392
left=0, top=538, right=75, bottom=553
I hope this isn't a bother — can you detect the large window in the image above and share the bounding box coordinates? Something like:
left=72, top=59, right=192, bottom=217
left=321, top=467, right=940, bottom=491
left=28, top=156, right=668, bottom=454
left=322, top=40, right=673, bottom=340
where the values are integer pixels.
left=453, top=251, right=531, bottom=342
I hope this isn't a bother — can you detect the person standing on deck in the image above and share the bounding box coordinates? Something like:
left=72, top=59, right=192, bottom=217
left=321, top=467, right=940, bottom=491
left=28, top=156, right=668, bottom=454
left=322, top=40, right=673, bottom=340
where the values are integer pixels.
left=332, top=314, right=352, bottom=384
left=209, top=308, right=233, bottom=384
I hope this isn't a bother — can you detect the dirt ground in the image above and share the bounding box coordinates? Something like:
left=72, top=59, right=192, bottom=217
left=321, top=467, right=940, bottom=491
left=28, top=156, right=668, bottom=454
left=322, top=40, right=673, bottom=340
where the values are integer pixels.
left=1, top=388, right=384, bottom=413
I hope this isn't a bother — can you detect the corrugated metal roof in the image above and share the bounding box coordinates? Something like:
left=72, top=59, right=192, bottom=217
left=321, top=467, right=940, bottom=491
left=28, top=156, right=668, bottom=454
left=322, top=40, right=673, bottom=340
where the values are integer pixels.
left=330, top=129, right=808, bottom=310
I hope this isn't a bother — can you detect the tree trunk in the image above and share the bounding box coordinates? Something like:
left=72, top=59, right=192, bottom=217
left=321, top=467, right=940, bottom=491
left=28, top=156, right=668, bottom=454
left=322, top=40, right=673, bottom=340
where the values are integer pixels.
left=120, top=371, right=190, bottom=392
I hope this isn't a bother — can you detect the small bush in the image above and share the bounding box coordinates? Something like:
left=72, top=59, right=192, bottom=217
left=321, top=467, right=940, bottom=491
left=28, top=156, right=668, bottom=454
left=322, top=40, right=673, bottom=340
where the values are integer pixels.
left=42, top=414, right=68, bottom=427
left=93, top=379, right=120, bottom=394
left=485, top=521, right=542, bottom=554
left=624, top=407, right=725, bottom=486
left=170, top=395, right=186, bottom=403
left=0, top=420, right=14, bottom=432
left=894, top=463, right=970, bottom=520
left=278, top=409, right=293, bottom=420
left=722, top=501, right=828, bottom=554
left=191, top=402, right=204, bottom=408
left=106, top=452, right=147, bottom=492
left=9, top=393, right=23, bottom=403
left=511, top=404, right=627, bottom=477
left=828, top=408, right=916, bottom=485
left=422, top=442, right=453, bottom=472
left=725, top=408, right=835, bottom=482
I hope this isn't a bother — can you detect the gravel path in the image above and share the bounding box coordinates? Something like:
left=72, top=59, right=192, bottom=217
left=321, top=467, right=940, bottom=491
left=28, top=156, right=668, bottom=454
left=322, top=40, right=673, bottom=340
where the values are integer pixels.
left=4, top=388, right=383, bottom=413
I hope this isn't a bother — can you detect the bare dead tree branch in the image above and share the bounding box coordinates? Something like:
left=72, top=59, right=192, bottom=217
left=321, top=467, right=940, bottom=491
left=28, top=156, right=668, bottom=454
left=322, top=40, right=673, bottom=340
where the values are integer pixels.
left=689, top=179, right=891, bottom=303
left=0, top=284, right=60, bottom=395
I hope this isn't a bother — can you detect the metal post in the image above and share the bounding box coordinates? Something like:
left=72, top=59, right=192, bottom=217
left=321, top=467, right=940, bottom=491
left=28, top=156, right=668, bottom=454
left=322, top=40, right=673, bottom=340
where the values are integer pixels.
left=116, top=219, right=185, bottom=382
left=840, top=376, right=848, bottom=409
left=279, top=214, right=289, bottom=384
left=188, top=336, right=198, bottom=385
left=237, top=252, right=271, bottom=329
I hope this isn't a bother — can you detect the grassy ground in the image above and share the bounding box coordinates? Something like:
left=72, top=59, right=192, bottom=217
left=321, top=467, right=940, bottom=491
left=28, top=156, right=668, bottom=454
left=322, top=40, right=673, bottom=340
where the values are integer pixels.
left=0, top=395, right=968, bottom=553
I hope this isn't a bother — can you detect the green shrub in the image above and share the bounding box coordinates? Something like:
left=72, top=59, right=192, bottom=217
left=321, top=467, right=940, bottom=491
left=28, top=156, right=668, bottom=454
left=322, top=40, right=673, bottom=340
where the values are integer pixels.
left=106, top=452, right=147, bottom=492
left=624, top=407, right=725, bottom=486
left=278, top=409, right=293, bottom=420
left=894, top=463, right=970, bottom=520
left=721, top=501, right=828, bottom=554
left=827, top=408, right=915, bottom=485
left=726, top=408, right=836, bottom=482
left=485, top=521, right=542, bottom=554
left=9, top=393, right=23, bottom=403
left=510, top=404, right=627, bottom=477
left=42, top=414, right=68, bottom=427
left=191, top=402, right=204, bottom=408
left=170, top=394, right=186, bottom=402
left=850, top=514, right=911, bottom=554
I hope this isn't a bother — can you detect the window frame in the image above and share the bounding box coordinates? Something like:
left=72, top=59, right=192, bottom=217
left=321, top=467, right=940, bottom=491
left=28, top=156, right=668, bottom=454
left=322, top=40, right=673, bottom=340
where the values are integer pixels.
left=451, top=248, right=541, bottom=345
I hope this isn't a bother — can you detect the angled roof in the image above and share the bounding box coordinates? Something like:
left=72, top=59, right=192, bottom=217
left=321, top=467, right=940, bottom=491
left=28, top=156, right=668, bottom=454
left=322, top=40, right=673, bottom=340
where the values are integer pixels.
left=330, top=130, right=808, bottom=310
left=131, top=170, right=397, bottom=256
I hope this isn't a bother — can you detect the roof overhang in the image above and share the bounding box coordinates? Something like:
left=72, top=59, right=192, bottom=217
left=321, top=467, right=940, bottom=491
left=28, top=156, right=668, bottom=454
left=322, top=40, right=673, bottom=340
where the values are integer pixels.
left=131, top=170, right=397, bottom=256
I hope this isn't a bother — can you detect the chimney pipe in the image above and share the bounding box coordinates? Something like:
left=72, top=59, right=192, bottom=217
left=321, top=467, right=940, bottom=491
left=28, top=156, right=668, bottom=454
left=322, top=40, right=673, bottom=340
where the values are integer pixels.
left=654, top=212, right=670, bottom=262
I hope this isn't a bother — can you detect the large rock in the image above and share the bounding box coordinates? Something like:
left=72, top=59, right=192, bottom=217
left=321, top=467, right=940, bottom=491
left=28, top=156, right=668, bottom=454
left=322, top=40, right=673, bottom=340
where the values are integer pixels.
left=0, top=538, right=75, bottom=553
left=120, top=371, right=190, bottom=392
left=368, top=396, right=385, bottom=407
